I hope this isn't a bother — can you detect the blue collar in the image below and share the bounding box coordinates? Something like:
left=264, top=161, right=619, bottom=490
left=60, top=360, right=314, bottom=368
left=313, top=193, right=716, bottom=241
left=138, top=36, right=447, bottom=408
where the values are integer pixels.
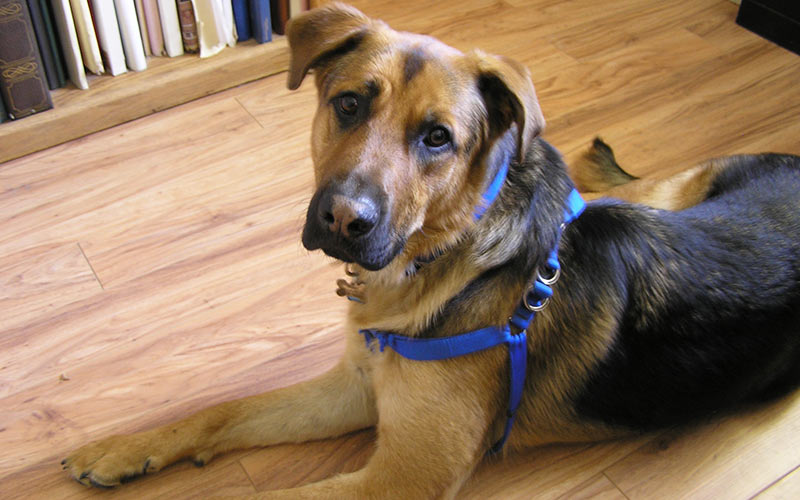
left=361, top=188, right=586, bottom=454
left=474, top=151, right=511, bottom=220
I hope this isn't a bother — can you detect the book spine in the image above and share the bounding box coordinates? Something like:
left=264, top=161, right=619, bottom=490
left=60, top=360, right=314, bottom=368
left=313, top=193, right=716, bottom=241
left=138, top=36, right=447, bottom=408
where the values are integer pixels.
left=133, top=0, right=151, bottom=56
left=268, top=0, right=287, bottom=36
left=37, top=0, right=68, bottom=88
left=50, top=0, right=88, bottom=89
left=156, top=0, right=184, bottom=57
left=191, top=0, right=226, bottom=58
left=26, top=0, right=59, bottom=89
left=0, top=0, right=53, bottom=119
left=249, top=0, right=271, bottom=43
left=220, top=0, right=235, bottom=47
left=142, top=0, right=164, bottom=56
left=231, top=0, right=250, bottom=41
left=69, top=0, right=104, bottom=74
left=176, top=0, right=199, bottom=53
left=114, top=0, right=147, bottom=71
left=90, top=0, right=127, bottom=75
left=0, top=91, right=8, bottom=122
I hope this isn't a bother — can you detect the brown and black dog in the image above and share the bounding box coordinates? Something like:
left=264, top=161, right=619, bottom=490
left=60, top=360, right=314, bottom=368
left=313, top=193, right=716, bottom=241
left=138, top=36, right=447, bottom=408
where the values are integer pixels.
left=63, top=3, right=800, bottom=498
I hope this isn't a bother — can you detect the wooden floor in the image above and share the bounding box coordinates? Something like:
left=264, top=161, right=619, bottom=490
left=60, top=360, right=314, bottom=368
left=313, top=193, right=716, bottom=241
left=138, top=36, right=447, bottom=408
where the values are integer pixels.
left=2, top=0, right=800, bottom=498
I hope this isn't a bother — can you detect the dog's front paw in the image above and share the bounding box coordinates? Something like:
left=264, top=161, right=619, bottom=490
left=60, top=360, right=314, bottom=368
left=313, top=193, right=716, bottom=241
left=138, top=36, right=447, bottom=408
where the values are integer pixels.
left=62, top=433, right=165, bottom=488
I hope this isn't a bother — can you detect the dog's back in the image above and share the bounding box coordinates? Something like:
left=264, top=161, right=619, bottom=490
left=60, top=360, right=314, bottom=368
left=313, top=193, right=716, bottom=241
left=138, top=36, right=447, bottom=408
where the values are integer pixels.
left=565, top=153, right=800, bottom=430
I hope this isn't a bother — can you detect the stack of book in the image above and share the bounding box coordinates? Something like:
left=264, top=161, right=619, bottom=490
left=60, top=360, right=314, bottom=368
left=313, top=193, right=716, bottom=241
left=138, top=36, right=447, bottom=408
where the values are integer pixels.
left=0, top=0, right=308, bottom=124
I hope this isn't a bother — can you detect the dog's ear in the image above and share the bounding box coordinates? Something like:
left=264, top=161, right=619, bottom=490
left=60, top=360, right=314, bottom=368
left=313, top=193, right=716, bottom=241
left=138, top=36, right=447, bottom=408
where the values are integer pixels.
left=472, top=51, right=545, bottom=162
left=286, top=3, right=373, bottom=90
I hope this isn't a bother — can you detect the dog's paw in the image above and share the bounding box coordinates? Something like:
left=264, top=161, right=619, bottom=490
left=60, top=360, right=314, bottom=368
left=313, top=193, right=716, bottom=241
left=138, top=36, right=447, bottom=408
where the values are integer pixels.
left=62, top=433, right=164, bottom=488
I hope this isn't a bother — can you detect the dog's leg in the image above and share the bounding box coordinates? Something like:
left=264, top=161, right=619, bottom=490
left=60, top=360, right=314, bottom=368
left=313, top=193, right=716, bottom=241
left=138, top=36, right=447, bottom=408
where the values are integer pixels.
left=63, top=339, right=376, bottom=488
left=243, top=354, right=503, bottom=500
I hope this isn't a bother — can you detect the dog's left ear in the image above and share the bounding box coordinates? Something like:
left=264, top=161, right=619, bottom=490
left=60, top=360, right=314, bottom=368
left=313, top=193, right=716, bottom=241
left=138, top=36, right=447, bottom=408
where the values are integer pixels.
left=471, top=51, right=545, bottom=162
left=286, top=3, right=373, bottom=90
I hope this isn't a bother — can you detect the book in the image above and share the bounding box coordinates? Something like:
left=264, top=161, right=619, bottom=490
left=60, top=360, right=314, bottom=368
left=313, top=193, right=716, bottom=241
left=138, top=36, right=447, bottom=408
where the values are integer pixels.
left=115, top=0, right=147, bottom=71
left=220, top=0, right=236, bottom=48
left=50, top=0, right=88, bottom=89
left=231, top=0, right=249, bottom=41
left=90, top=0, right=126, bottom=75
left=142, top=0, right=164, bottom=56
left=69, top=0, right=104, bottom=74
left=0, top=93, right=7, bottom=122
left=288, top=0, right=306, bottom=19
left=176, top=0, right=199, bottom=53
left=36, top=0, right=68, bottom=88
left=0, top=0, right=53, bottom=119
left=157, top=0, right=184, bottom=57
left=191, top=0, right=226, bottom=58
left=26, top=0, right=61, bottom=89
left=269, top=0, right=287, bottom=35
left=133, top=0, right=151, bottom=56
left=248, top=0, right=271, bottom=44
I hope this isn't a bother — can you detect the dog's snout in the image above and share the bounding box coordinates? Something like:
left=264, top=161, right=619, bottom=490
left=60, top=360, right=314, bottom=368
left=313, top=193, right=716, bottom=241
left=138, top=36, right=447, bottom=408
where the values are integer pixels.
left=318, top=192, right=380, bottom=239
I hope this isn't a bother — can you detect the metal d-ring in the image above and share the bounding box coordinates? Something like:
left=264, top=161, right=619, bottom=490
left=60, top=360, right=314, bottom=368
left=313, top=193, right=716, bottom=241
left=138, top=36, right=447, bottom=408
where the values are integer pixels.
left=537, top=265, right=561, bottom=286
left=524, top=295, right=550, bottom=312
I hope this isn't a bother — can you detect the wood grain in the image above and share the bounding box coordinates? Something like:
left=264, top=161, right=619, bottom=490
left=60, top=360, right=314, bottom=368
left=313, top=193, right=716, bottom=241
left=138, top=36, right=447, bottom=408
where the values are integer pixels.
left=1, top=0, right=799, bottom=498
left=0, top=38, right=289, bottom=164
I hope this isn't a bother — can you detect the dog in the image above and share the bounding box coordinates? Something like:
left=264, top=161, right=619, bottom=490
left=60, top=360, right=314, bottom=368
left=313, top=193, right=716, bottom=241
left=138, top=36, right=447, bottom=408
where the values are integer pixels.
left=63, top=3, right=800, bottom=498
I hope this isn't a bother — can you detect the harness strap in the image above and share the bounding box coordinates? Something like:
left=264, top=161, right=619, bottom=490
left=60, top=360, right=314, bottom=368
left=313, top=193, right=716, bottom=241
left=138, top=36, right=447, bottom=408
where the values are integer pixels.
left=361, top=324, right=527, bottom=453
left=359, top=188, right=586, bottom=454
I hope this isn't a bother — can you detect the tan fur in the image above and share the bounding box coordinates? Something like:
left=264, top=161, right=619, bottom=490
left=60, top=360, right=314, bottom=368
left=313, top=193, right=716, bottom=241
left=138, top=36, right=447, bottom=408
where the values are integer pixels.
left=62, top=4, right=727, bottom=498
left=581, top=159, right=722, bottom=210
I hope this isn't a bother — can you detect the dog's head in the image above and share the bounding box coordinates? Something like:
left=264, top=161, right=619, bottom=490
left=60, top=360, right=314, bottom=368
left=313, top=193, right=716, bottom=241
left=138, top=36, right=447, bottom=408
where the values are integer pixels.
left=287, top=3, right=544, bottom=271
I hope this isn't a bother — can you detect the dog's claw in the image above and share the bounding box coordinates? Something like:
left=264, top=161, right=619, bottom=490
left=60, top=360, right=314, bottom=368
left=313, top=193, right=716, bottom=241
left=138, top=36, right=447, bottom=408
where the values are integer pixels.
left=89, top=478, right=114, bottom=490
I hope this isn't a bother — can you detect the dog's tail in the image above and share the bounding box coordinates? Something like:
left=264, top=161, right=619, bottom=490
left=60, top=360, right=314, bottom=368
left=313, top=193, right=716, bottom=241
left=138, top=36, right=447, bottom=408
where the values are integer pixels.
left=570, top=137, right=638, bottom=193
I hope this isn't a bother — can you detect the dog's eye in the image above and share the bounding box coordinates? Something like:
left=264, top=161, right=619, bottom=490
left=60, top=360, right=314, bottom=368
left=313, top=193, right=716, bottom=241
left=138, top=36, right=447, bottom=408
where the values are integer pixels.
left=424, top=127, right=451, bottom=148
left=336, top=95, right=359, bottom=116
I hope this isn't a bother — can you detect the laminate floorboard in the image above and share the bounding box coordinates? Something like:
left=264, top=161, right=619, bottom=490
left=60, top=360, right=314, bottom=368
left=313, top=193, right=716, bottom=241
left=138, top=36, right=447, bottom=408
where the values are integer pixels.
left=1, top=0, right=799, bottom=498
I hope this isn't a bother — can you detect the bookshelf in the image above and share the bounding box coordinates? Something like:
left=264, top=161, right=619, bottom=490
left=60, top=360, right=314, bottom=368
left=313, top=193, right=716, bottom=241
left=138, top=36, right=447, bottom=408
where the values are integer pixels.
left=0, top=36, right=289, bottom=164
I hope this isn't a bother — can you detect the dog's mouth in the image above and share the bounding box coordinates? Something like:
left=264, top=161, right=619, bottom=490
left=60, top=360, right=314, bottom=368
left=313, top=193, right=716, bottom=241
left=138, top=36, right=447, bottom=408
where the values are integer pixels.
left=302, top=228, right=405, bottom=271
left=302, top=185, right=406, bottom=271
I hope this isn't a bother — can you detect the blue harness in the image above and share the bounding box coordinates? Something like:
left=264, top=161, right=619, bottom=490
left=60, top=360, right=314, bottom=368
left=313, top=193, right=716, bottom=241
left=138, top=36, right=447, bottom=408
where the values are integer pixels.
left=356, top=158, right=586, bottom=454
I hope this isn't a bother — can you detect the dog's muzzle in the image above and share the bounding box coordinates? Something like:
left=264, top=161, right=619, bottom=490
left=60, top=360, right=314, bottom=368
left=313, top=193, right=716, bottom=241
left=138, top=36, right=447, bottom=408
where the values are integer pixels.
left=302, top=178, right=403, bottom=271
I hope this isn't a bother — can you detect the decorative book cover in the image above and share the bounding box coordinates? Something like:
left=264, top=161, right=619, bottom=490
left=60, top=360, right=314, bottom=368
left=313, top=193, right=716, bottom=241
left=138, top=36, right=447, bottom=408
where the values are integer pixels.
left=176, top=0, right=199, bottom=53
left=249, top=0, right=271, bottom=44
left=269, top=0, right=288, bottom=35
left=0, top=0, right=53, bottom=119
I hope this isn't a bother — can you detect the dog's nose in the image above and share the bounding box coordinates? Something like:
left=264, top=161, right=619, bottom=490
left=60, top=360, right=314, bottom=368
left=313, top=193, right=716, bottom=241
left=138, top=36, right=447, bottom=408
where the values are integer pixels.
left=318, top=193, right=379, bottom=239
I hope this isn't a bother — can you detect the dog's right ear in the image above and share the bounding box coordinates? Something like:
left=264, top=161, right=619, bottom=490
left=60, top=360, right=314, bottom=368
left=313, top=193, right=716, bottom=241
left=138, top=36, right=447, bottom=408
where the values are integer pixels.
left=286, top=3, right=372, bottom=90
